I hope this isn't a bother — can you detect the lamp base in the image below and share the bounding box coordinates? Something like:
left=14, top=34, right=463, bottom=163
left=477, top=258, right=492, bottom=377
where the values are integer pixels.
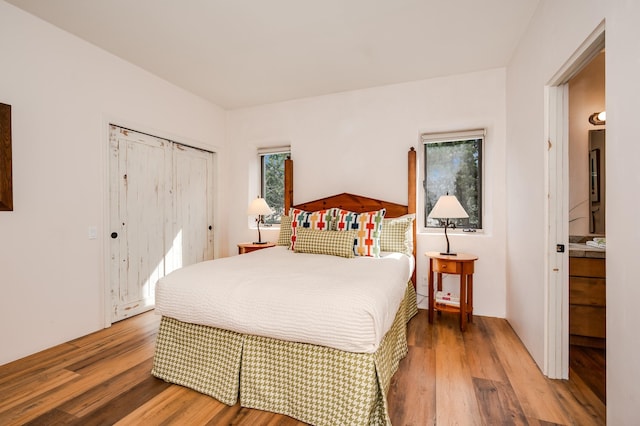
left=253, top=241, right=269, bottom=245
left=439, top=252, right=458, bottom=256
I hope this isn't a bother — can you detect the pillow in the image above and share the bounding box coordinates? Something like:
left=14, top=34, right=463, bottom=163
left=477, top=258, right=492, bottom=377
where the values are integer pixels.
left=277, top=215, right=293, bottom=246
left=293, top=228, right=357, bottom=258
left=380, top=213, right=415, bottom=256
left=289, top=208, right=335, bottom=250
left=333, top=208, right=386, bottom=257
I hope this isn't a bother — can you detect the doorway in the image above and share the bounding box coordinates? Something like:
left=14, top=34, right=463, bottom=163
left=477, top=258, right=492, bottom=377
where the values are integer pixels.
left=567, top=50, right=606, bottom=404
left=545, top=22, right=605, bottom=402
left=108, top=125, right=215, bottom=322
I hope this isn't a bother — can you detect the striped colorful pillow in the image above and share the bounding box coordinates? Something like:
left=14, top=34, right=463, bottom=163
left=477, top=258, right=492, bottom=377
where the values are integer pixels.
left=333, top=208, right=386, bottom=257
left=289, top=208, right=335, bottom=250
left=293, top=228, right=357, bottom=258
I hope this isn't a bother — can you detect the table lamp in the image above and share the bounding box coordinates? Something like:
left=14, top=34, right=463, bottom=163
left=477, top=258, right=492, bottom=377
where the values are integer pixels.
left=428, top=194, right=468, bottom=256
left=247, top=197, right=273, bottom=244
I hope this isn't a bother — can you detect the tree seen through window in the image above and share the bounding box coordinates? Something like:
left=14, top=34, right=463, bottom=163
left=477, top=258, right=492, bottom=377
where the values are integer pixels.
left=424, top=138, right=482, bottom=229
left=261, top=152, right=289, bottom=225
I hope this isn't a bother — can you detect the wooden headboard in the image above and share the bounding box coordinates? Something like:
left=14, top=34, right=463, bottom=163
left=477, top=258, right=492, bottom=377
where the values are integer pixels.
left=292, top=192, right=410, bottom=218
left=284, top=148, right=417, bottom=283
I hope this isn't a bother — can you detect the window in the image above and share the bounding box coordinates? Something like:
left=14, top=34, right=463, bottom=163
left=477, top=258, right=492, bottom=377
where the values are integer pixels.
left=423, top=130, right=484, bottom=230
left=259, top=147, right=290, bottom=225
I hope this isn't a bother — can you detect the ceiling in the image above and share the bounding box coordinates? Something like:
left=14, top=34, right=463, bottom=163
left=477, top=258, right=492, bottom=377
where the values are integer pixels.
left=6, top=0, right=539, bottom=110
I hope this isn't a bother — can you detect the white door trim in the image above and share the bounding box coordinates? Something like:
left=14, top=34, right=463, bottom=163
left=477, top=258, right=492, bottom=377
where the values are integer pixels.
left=545, top=83, right=569, bottom=379
left=544, top=22, right=605, bottom=379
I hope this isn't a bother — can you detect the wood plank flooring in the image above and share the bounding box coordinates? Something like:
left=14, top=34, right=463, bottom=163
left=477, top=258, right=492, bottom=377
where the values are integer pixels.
left=569, top=345, right=606, bottom=405
left=0, top=310, right=606, bottom=425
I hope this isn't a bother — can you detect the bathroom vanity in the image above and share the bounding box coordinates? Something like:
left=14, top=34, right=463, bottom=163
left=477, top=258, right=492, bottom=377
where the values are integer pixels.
left=569, top=238, right=606, bottom=348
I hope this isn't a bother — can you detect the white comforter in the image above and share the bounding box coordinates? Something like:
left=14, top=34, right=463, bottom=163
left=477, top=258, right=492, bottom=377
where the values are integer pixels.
left=155, top=246, right=413, bottom=353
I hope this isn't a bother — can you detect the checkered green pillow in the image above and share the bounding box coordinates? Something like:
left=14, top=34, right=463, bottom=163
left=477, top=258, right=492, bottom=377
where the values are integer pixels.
left=277, top=215, right=293, bottom=246
left=293, top=228, right=357, bottom=258
left=380, top=214, right=415, bottom=256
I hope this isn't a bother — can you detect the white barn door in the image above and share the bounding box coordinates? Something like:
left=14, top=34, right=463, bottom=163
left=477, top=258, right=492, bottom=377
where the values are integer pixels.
left=109, top=125, right=214, bottom=322
left=169, top=144, right=215, bottom=274
left=109, top=126, right=169, bottom=321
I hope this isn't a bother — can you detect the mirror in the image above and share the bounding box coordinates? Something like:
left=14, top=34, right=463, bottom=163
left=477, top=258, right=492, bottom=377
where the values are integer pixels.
left=589, top=129, right=605, bottom=234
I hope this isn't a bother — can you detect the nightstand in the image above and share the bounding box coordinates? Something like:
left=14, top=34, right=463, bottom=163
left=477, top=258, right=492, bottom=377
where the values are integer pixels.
left=425, top=251, right=479, bottom=331
left=238, top=242, right=276, bottom=255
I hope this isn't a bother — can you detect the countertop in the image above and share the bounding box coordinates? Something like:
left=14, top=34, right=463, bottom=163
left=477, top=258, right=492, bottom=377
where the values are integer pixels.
left=569, top=242, right=605, bottom=259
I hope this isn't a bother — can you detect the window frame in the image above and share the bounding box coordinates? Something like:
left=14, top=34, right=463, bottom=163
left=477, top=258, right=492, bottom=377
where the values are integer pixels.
left=258, top=146, right=290, bottom=226
left=422, top=129, right=485, bottom=231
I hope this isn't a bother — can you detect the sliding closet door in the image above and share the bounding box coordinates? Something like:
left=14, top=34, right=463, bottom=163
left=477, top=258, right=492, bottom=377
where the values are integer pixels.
left=108, top=125, right=214, bottom=322
left=169, top=143, right=215, bottom=274
left=109, top=126, right=171, bottom=321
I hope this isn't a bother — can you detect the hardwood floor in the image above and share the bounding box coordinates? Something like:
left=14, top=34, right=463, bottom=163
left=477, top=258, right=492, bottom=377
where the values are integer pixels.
left=569, top=345, right=606, bottom=405
left=0, top=310, right=606, bottom=425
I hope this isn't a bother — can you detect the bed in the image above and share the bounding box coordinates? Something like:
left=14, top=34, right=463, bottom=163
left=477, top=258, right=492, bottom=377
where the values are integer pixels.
left=152, top=148, right=418, bottom=426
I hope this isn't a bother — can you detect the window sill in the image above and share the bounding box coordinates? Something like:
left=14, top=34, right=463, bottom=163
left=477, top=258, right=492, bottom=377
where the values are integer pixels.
left=420, top=228, right=484, bottom=235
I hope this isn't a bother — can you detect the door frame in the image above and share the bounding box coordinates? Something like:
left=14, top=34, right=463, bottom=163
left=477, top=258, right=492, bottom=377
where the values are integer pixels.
left=101, top=118, right=220, bottom=328
left=544, top=22, right=605, bottom=379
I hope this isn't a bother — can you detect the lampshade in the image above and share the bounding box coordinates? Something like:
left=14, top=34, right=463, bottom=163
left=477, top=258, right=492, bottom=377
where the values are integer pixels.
left=428, top=194, right=468, bottom=256
left=247, top=197, right=273, bottom=216
left=428, top=195, right=468, bottom=219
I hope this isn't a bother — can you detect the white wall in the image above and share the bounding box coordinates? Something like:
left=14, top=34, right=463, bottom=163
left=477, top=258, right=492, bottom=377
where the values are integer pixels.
left=604, top=1, right=640, bottom=423
left=507, top=0, right=640, bottom=423
left=0, top=2, right=226, bottom=365
left=505, top=0, right=604, bottom=372
left=226, top=69, right=507, bottom=318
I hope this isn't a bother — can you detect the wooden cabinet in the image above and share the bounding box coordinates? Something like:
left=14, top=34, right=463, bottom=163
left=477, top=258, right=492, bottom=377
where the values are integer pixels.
left=569, top=257, right=606, bottom=348
left=426, top=252, right=478, bottom=331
